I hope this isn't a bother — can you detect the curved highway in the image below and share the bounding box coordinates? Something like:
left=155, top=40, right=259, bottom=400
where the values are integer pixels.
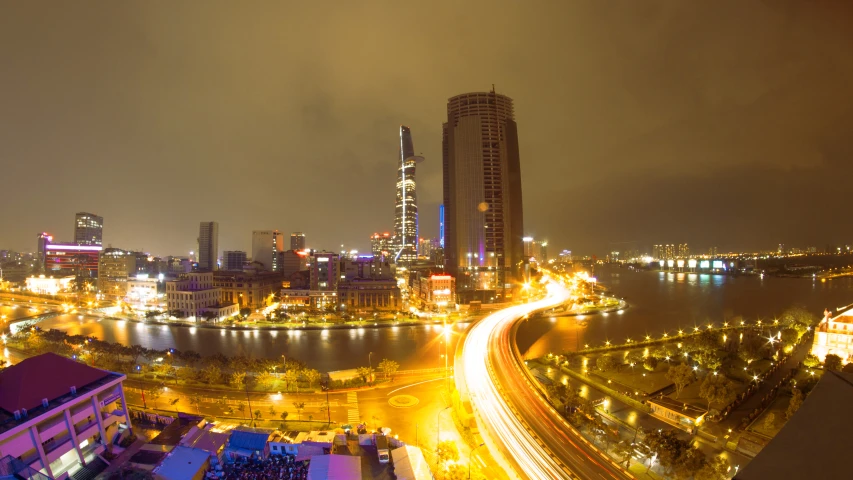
left=459, top=279, right=633, bottom=480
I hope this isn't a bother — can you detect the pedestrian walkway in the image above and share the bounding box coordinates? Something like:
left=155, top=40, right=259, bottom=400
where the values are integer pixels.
left=346, top=392, right=360, bottom=424
left=100, top=435, right=148, bottom=476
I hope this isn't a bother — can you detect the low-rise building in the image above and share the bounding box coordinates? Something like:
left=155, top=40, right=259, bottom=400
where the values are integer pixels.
left=0, top=353, right=131, bottom=479
left=223, top=427, right=273, bottom=462
left=811, top=306, right=853, bottom=362
left=338, top=279, right=400, bottom=312
left=213, top=270, right=283, bottom=310
left=151, top=445, right=210, bottom=480
left=647, top=395, right=706, bottom=434
left=280, top=289, right=310, bottom=307
left=166, top=272, right=237, bottom=320
left=415, top=274, right=455, bottom=310
left=126, top=275, right=161, bottom=308
left=25, top=275, right=74, bottom=296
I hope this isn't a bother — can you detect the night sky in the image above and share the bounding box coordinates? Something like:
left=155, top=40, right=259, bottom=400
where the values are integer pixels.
left=2, top=1, right=851, bottom=257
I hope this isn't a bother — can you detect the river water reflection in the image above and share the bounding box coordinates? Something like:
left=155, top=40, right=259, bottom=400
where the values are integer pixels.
left=36, top=314, right=459, bottom=373
left=516, top=266, right=853, bottom=359
left=32, top=266, right=853, bottom=372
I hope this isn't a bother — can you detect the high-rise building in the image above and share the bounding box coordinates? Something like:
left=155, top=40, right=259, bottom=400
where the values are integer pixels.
left=36, top=232, right=52, bottom=272
left=394, top=126, right=422, bottom=263
left=252, top=230, right=284, bottom=272
left=44, top=242, right=101, bottom=278
left=290, top=232, right=306, bottom=251
left=223, top=251, right=247, bottom=271
left=371, top=232, right=393, bottom=258
left=197, top=221, right=219, bottom=271
left=98, top=248, right=137, bottom=300
left=74, top=212, right=103, bottom=246
left=442, top=90, right=525, bottom=297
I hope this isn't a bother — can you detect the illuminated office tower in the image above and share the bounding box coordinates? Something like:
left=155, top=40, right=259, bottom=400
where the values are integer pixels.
left=74, top=212, right=103, bottom=246
left=442, top=90, right=524, bottom=298
left=394, top=126, right=423, bottom=263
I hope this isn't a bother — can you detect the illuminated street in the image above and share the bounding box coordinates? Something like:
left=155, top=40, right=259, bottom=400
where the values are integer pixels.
left=459, top=278, right=632, bottom=480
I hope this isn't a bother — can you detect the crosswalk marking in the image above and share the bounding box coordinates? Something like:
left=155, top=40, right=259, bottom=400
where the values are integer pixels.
left=346, top=392, right=359, bottom=424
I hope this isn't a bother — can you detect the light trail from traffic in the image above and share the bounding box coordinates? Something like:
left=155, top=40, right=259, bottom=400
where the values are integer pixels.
left=459, top=278, right=633, bottom=480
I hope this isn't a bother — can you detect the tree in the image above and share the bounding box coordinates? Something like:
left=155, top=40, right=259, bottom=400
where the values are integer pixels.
left=203, top=364, right=222, bottom=384
left=303, top=368, right=322, bottom=388
left=230, top=371, right=246, bottom=387
left=625, top=351, right=643, bottom=367
left=643, top=356, right=659, bottom=372
left=763, top=412, right=775, bottom=431
left=356, top=366, right=374, bottom=384
left=780, top=306, right=818, bottom=327
left=672, top=447, right=707, bottom=480
left=597, top=355, right=617, bottom=372
left=738, top=335, right=765, bottom=364
left=293, top=402, right=305, bottom=420
left=694, top=350, right=723, bottom=371
left=378, top=359, right=400, bottom=380
left=190, top=394, right=202, bottom=414
left=148, top=388, right=162, bottom=409
left=283, top=370, right=300, bottom=392
left=694, top=330, right=720, bottom=352
left=614, top=440, right=634, bottom=467
left=268, top=404, right=277, bottom=417
left=169, top=398, right=180, bottom=414
left=803, top=353, right=820, bottom=368
left=780, top=328, right=799, bottom=346
left=280, top=411, right=289, bottom=422
left=786, top=387, right=804, bottom=419
left=698, top=374, right=737, bottom=410
left=667, top=364, right=695, bottom=398
left=436, top=440, right=459, bottom=464
left=254, top=410, right=262, bottom=421
left=824, top=353, right=842, bottom=371
left=695, top=455, right=730, bottom=480
left=256, top=371, right=275, bottom=388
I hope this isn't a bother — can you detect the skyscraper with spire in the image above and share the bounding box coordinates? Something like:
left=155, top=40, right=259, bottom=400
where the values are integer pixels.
left=394, top=126, right=423, bottom=263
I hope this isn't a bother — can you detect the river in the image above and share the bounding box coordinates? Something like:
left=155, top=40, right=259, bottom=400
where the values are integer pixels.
left=30, top=266, right=853, bottom=372
left=516, top=265, right=853, bottom=359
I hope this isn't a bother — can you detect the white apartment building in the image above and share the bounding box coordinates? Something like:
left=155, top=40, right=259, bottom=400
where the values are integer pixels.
left=0, top=353, right=131, bottom=479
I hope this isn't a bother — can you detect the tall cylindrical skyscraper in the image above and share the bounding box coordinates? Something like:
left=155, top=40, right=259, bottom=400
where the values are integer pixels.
left=394, top=125, right=422, bottom=263
left=442, top=90, right=524, bottom=300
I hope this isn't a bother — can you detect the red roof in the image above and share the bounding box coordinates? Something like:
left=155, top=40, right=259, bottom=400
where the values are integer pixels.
left=0, top=353, right=113, bottom=413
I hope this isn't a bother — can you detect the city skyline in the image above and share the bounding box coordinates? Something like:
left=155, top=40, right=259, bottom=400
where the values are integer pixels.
left=2, top=2, right=852, bottom=256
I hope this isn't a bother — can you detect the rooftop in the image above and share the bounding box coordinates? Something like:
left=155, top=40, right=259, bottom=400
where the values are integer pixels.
left=227, top=426, right=273, bottom=452
left=648, top=395, right=707, bottom=420
left=736, top=371, right=853, bottom=479
left=0, top=353, right=120, bottom=422
left=153, top=446, right=210, bottom=480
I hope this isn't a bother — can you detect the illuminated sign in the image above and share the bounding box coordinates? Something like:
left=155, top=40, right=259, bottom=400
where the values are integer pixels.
left=523, top=237, right=534, bottom=242
left=316, top=257, right=330, bottom=262
left=712, top=260, right=724, bottom=269
left=46, top=244, right=102, bottom=252
left=667, top=260, right=675, bottom=268
left=676, top=260, right=685, bottom=268
left=431, top=275, right=452, bottom=280
left=700, top=260, right=710, bottom=269
left=659, top=260, right=665, bottom=268
left=687, top=259, right=697, bottom=268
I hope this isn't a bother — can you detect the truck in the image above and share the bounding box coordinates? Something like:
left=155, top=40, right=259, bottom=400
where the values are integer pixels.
left=376, top=434, right=390, bottom=464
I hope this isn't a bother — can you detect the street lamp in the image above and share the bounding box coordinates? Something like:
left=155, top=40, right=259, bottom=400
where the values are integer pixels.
left=469, top=442, right=486, bottom=479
